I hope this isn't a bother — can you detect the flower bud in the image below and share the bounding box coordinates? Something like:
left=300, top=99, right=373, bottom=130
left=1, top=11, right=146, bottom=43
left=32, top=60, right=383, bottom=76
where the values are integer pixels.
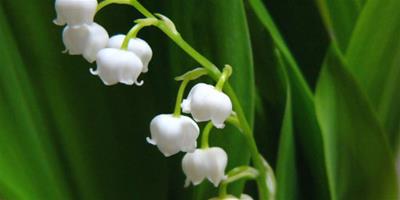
left=107, top=34, right=153, bottom=73
left=91, top=48, right=143, bottom=86
left=62, top=23, right=109, bottom=62
left=54, top=0, right=98, bottom=26
left=147, top=114, right=199, bottom=157
left=182, top=147, right=228, bottom=187
left=182, top=83, right=232, bottom=128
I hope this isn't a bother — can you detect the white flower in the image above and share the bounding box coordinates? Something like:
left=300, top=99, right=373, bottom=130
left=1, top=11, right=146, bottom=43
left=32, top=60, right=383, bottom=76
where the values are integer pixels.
left=209, top=194, right=253, bottom=200
left=182, top=147, right=228, bottom=187
left=182, top=83, right=232, bottom=128
left=239, top=194, right=253, bottom=200
left=107, top=34, right=153, bottom=73
left=147, top=114, right=199, bottom=157
left=63, top=23, right=109, bottom=63
left=90, top=48, right=143, bottom=86
left=54, top=0, right=98, bottom=27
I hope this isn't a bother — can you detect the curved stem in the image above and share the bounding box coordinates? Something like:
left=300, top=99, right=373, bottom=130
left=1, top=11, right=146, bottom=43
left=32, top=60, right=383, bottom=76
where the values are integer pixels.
left=99, top=0, right=274, bottom=199
left=219, top=166, right=259, bottom=198
left=122, top=18, right=158, bottom=49
left=215, top=65, right=233, bottom=91
left=121, top=23, right=144, bottom=50
left=97, top=0, right=131, bottom=13
left=226, top=114, right=241, bottom=130
left=133, top=2, right=270, bottom=199
left=224, top=85, right=269, bottom=199
left=173, top=79, right=189, bottom=117
left=201, top=122, right=214, bottom=149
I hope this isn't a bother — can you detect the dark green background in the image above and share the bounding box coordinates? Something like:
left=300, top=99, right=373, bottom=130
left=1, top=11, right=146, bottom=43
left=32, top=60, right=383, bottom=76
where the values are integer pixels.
left=0, top=0, right=398, bottom=199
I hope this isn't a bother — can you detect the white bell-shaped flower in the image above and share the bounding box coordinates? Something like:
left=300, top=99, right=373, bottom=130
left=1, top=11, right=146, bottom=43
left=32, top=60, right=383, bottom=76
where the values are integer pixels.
left=91, top=48, right=143, bottom=86
left=182, top=83, right=232, bottom=128
left=107, top=34, right=153, bottom=73
left=62, top=23, right=109, bottom=62
left=147, top=114, right=199, bottom=157
left=182, top=147, right=228, bottom=187
left=209, top=194, right=253, bottom=200
left=54, top=0, right=98, bottom=27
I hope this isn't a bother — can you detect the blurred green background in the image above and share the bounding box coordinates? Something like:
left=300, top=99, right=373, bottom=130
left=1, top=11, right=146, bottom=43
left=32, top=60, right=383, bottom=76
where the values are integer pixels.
left=0, top=0, right=399, bottom=199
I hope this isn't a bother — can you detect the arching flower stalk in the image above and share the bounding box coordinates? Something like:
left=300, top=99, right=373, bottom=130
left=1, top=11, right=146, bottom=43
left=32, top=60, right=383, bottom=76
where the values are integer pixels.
left=53, top=0, right=276, bottom=199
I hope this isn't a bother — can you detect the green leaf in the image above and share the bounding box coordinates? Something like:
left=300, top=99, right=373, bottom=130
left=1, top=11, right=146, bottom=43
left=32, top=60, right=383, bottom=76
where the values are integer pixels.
left=1, top=1, right=172, bottom=199
left=315, top=45, right=398, bottom=199
left=247, top=0, right=330, bottom=199
left=274, top=51, right=298, bottom=200
left=0, top=4, right=72, bottom=200
left=346, top=0, right=400, bottom=151
left=316, top=0, right=365, bottom=51
left=317, top=0, right=400, bottom=152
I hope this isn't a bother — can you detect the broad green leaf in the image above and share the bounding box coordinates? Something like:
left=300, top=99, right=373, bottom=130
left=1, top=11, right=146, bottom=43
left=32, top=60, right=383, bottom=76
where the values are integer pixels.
left=163, top=1, right=255, bottom=198
left=316, top=0, right=365, bottom=51
left=0, top=4, right=72, bottom=200
left=247, top=0, right=330, bottom=199
left=317, top=0, right=400, bottom=152
left=274, top=51, right=298, bottom=200
left=346, top=0, right=400, bottom=151
left=247, top=10, right=299, bottom=198
left=1, top=0, right=172, bottom=199
left=315, top=45, right=398, bottom=199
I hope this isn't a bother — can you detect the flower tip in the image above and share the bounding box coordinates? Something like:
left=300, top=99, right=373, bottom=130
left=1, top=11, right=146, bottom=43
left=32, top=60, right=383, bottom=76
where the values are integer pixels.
left=214, top=123, right=225, bottom=129
left=181, top=99, right=190, bottom=113
left=162, top=151, right=173, bottom=157
left=89, top=68, right=98, bottom=76
left=184, top=178, right=191, bottom=188
left=146, top=137, right=157, bottom=146
left=53, top=18, right=64, bottom=26
left=121, top=80, right=135, bottom=85
left=135, top=80, right=144, bottom=86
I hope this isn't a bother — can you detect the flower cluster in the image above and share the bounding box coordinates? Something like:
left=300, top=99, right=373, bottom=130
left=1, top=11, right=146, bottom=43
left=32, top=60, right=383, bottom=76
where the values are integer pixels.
left=148, top=82, right=233, bottom=186
left=54, top=0, right=256, bottom=199
left=54, top=0, right=152, bottom=86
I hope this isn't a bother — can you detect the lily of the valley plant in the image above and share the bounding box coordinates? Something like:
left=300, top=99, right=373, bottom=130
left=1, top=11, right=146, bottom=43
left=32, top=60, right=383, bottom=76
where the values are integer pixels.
left=54, top=0, right=276, bottom=199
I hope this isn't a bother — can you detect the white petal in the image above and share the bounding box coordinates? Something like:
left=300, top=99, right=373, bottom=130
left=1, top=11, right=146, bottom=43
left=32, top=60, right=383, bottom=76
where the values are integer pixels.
left=205, top=147, right=228, bottom=187
left=210, top=92, right=232, bottom=128
left=95, top=48, right=120, bottom=85
left=181, top=99, right=191, bottom=113
left=95, top=48, right=143, bottom=86
left=107, top=34, right=125, bottom=49
left=128, top=38, right=153, bottom=73
left=240, top=194, right=254, bottom=200
left=182, top=83, right=232, bottom=128
left=62, top=25, right=88, bottom=55
left=107, top=35, right=153, bottom=73
left=182, top=150, right=207, bottom=185
left=55, top=0, right=97, bottom=27
left=82, top=23, right=109, bottom=63
left=180, top=116, right=200, bottom=152
left=149, top=114, right=199, bottom=157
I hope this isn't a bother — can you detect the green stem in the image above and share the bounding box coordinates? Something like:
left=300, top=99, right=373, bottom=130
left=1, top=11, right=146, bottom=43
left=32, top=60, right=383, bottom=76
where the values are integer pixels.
left=215, top=65, right=233, bottom=91
left=225, top=85, right=269, bottom=199
left=201, top=122, right=214, bottom=149
left=97, top=0, right=131, bottom=12
left=121, top=23, right=144, bottom=50
left=219, top=166, right=259, bottom=198
left=132, top=2, right=270, bottom=199
left=173, top=79, right=189, bottom=117
left=99, top=1, right=273, bottom=199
